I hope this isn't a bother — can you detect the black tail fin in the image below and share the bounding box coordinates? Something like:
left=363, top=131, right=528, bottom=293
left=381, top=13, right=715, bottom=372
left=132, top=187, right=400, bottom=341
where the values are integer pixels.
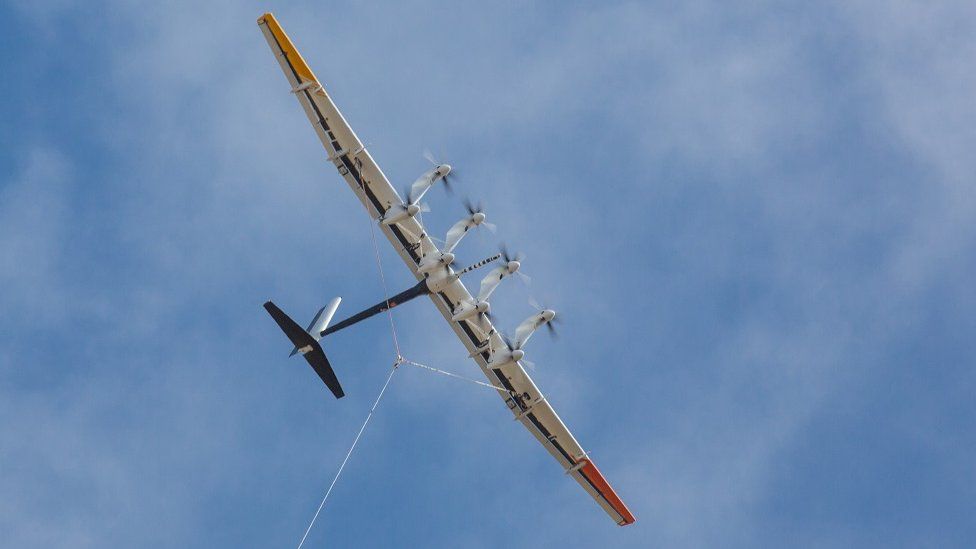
left=264, top=301, right=345, bottom=399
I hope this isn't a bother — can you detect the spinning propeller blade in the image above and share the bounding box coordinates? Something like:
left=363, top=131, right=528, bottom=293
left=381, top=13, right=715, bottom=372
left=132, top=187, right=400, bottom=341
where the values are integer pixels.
left=422, top=149, right=456, bottom=194
left=530, top=297, right=561, bottom=340
left=500, top=243, right=530, bottom=286
left=463, top=197, right=481, bottom=215
left=464, top=197, right=495, bottom=232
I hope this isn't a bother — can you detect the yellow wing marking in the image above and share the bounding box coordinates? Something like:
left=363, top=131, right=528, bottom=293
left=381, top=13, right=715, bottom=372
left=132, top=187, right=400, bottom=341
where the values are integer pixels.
left=257, top=12, right=318, bottom=84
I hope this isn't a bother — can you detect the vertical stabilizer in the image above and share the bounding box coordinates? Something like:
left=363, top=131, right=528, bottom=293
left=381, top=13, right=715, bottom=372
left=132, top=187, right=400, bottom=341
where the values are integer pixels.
left=289, top=297, right=342, bottom=356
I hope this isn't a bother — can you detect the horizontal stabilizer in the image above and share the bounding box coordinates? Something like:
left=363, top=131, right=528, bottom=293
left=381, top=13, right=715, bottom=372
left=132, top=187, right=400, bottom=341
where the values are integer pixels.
left=264, top=300, right=344, bottom=399
left=289, top=304, right=326, bottom=357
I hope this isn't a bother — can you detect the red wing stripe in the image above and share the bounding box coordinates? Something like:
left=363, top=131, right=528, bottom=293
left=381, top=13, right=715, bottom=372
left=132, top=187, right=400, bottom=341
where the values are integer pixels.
left=579, top=459, right=636, bottom=526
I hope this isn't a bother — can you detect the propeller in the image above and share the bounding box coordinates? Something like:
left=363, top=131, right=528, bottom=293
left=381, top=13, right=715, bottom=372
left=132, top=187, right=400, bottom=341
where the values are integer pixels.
left=490, top=330, right=534, bottom=368
left=499, top=243, right=521, bottom=263
left=545, top=318, right=561, bottom=340
left=424, top=149, right=455, bottom=195
left=529, top=297, right=562, bottom=340
left=500, top=243, right=531, bottom=286
left=463, top=198, right=497, bottom=232
left=500, top=331, right=514, bottom=351
left=476, top=309, right=495, bottom=332
left=402, top=184, right=431, bottom=212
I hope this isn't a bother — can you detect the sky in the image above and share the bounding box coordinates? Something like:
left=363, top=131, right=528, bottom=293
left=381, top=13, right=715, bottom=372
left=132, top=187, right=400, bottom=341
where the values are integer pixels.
left=2, top=1, right=975, bottom=547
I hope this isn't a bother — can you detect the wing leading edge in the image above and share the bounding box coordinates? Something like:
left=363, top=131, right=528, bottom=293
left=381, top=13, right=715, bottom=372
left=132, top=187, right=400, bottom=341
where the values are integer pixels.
left=257, top=12, right=635, bottom=526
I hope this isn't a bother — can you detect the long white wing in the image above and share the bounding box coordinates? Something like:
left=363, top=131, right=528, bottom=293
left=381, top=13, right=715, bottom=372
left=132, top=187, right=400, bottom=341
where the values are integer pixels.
left=258, top=13, right=635, bottom=526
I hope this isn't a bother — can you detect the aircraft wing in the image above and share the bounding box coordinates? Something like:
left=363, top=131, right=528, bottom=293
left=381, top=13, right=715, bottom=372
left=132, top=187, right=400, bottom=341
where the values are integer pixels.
left=257, top=13, right=437, bottom=274
left=258, top=13, right=635, bottom=526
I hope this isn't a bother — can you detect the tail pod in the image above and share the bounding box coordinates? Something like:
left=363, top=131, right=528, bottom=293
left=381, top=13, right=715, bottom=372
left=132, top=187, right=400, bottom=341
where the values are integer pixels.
left=264, top=300, right=344, bottom=399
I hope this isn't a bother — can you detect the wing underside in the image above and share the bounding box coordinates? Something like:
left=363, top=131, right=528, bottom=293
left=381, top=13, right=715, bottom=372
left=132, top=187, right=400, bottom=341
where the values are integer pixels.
left=257, top=13, right=634, bottom=526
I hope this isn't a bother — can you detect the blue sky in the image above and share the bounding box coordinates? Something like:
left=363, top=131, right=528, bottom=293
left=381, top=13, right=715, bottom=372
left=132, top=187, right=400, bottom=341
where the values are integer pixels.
left=2, top=1, right=975, bottom=547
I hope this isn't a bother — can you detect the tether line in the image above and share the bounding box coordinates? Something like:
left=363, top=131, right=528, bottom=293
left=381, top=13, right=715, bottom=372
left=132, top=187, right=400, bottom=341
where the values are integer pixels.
left=401, top=359, right=512, bottom=394
left=296, top=360, right=400, bottom=549
left=363, top=210, right=402, bottom=359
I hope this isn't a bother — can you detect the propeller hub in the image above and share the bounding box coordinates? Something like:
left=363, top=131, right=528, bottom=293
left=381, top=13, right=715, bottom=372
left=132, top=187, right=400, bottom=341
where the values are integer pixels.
left=511, top=349, right=525, bottom=362
left=441, top=252, right=455, bottom=265
left=542, top=310, right=556, bottom=322
left=439, top=164, right=452, bottom=177
left=472, top=212, right=486, bottom=225
left=476, top=301, right=490, bottom=313
left=507, top=260, right=520, bottom=274
left=406, top=203, right=421, bottom=216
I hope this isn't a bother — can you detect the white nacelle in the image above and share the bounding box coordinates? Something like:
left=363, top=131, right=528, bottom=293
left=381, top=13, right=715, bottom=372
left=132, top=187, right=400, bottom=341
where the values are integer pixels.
left=486, top=347, right=522, bottom=369
left=483, top=308, right=555, bottom=366
left=417, top=252, right=455, bottom=275
left=444, top=211, right=488, bottom=253
left=424, top=268, right=457, bottom=293
left=451, top=300, right=489, bottom=322
left=512, top=309, right=556, bottom=350
left=380, top=203, right=421, bottom=226
left=408, top=164, right=452, bottom=204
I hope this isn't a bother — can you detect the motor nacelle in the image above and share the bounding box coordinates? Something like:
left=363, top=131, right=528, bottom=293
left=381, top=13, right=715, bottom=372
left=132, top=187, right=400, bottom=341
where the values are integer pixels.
left=417, top=252, right=455, bottom=275
left=433, top=164, right=452, bottom=180
left=380, top=203, right=422, bottom=226
left=451, top=300, right=489, bottom=322
left=486, top=346, right=523, bottom=368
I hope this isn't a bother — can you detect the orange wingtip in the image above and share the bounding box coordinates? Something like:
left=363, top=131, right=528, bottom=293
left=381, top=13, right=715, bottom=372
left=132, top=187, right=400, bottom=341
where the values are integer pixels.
left=579, top=459, right=636, bottom=526
left=256, top=12, right=318, bottom=83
